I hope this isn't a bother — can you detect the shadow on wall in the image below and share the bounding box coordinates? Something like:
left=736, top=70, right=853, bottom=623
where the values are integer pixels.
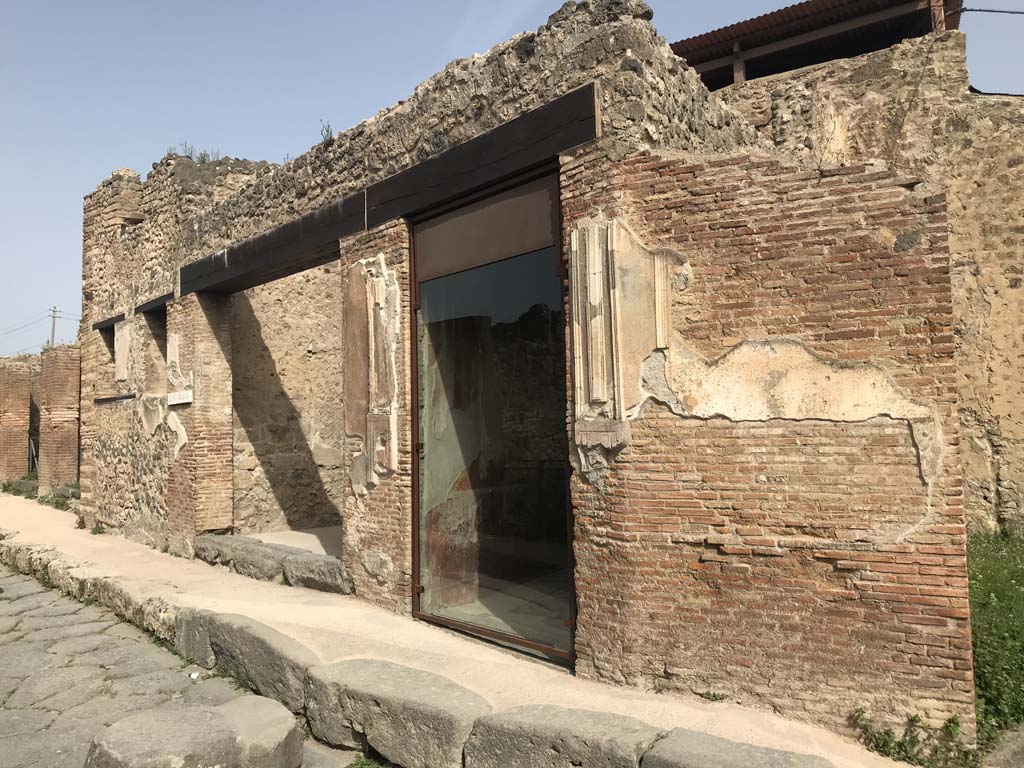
left=227, top=293, right=343, bottom=536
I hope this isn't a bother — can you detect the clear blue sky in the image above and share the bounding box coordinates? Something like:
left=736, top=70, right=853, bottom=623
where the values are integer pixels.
left=1, top=1, right=1019, bottom=355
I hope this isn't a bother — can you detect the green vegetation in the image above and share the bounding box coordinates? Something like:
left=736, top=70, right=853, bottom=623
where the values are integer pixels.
left=349, top=757, right=386, bottom=768
left=853, top=532, right=1024, bottom=766
left=21, top=470, right=37, bottom=481
left=168, top=141, right=221, bottom=164
left=849, top=711, right=980, bottom=768
left=37, top=494, right=71, bottom=511
left=968, top=532, right=1024, bottom=749
left=90, top=521, right=104, bottom=535
left=0, top=480, right=36, bottom=499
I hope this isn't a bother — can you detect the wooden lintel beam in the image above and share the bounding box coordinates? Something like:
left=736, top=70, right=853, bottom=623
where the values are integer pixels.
left=930, top=0, right=946, bottom=32
left=694, top=0, right=931, bottom=74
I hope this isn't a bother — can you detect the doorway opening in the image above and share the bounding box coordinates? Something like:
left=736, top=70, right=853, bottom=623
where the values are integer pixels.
left=411, top=172, right=573, bottom=661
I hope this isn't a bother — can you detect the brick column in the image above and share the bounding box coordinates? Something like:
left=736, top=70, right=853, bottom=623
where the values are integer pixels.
left=38, top=345, right=82, bottom=495
left=0, top=363, right=31, bottom=482
left=166, top=293, right=233, bottom=554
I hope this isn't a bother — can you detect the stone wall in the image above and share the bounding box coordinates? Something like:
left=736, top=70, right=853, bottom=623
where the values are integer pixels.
left=38, top=345, right=81, bottom=495
left=561, top=148, right=972, bottom=732
left=80, top=0, right=758, bottom=548
left=0, top=362, right=31, bottom=481
left=718, top=32, right=1024, bottom=532
left=79, top=159, right=267, bottom=544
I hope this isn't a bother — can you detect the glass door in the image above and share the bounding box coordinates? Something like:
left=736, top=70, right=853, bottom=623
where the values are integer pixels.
left=412, top=175, right=572, bottom=658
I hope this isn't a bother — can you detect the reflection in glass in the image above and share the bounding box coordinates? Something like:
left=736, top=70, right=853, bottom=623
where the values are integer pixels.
left=417, top=247, right=571, bottom=654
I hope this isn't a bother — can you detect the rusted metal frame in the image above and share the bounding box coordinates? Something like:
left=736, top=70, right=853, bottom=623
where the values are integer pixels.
left=694, top=0, right=932, bottom=74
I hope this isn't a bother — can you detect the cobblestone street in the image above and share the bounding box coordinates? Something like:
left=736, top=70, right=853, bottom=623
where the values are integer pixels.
left=0, top=565, right=247, bottom=767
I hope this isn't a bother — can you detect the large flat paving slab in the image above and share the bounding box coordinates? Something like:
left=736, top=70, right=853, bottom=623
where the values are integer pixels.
left=0, top=563, right=247, bottom=768
left=0, top=495, right=898, bottom=768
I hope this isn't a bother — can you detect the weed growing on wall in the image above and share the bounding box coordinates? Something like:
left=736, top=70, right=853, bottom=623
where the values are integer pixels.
left=849, top=710, right=980, bottom=768
left=968, top=532, right=1024, bottom=748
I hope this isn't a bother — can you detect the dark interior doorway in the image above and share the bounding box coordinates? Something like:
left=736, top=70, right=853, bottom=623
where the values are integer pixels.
left=411, top=172, right=573, bottom=660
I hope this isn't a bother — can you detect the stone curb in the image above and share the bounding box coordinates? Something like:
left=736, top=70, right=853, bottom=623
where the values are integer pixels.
left=0, top=529, right=836, bottom=768
left=306, top=659, right=492, bottom=768
left=195, top=533, right=353, bottom=594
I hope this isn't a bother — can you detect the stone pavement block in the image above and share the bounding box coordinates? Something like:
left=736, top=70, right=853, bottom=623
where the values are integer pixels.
left=197, top=611, right=320, bottom=712
left=306, top=658, right=491, bottom=768
left=219, top=695, right=304, bottom=767
left=181, top=676, right=246, bottom=706
left=464, top=704, right=663, bottom=768
left=282, top=551, right=353, bottom=594
left=83, top=696, right=302, bottom=768
left=194, top=533, right=304, bottom=583
left=303, top=740, right=362, bottom=768
left=640, top=729, right=834, bottom=768
left=0, top=708, right=55, bottom=738
left=83, top=704, right=238, bottom=768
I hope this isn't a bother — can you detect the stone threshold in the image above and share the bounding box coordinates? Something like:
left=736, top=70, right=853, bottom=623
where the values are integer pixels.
left=0, top=498, right=900, bottom=768
left=194, top=533, right=353, bottom=595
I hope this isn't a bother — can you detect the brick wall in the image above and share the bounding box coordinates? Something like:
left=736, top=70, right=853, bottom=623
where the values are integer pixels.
left=720, top=32, right=1024, bottom=532
left=340, top=222, right=413, bottom=612
left=164, top=294, right=233, bottom=554
left=0, top=363, right=31, bottom=481
left=561, top=148, right=973, bottom=732
left=38, top=345, right=81, bottom=495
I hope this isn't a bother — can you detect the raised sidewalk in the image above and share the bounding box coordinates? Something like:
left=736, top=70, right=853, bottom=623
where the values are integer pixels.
left=0, top=494, right=897, bottom=767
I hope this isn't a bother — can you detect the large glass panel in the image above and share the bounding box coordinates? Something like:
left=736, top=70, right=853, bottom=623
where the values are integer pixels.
left=417, top=247, right=572, bottom=655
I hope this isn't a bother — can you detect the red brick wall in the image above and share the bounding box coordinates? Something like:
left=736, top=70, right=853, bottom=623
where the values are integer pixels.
left=340, top=221, right=413, bottom=612
left=561, top=150, right=973, bottom=732
left=0, top=363, right=31, bottom=481
left=38, top=345, right=81, bottom=495
left=165, top=294, right=233, bottom=552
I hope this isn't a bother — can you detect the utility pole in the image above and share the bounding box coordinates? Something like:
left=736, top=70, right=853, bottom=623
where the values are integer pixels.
left=49, top=306, right=57, bottom=347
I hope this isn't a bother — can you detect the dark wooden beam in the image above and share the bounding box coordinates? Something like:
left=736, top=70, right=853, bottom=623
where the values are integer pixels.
left=930, top=0, right=946, bottom=31
left=177, top=84, right=598, bottom=296
left=135, top=292, right=174, bottom=315
left=732, top=42, right=746, bottom=85
left=91, top=313, right=125, bottom=331
left=695, top=0, right=931, bottom=74
left=179, top=193, right=364, bottom=295
left=365, top=82, right=599, bottom=227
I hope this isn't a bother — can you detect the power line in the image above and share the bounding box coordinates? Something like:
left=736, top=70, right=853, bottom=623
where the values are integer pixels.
left=959, top=7, right=1024, bottom=14
left=0, top=315, right=48, bottom=337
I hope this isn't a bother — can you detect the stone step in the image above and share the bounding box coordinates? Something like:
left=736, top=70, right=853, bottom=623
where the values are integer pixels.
left=193, top=533, right=352, bottom=595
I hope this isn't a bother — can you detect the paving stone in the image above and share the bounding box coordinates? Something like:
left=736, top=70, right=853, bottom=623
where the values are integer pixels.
left=306, top=658, right=491, bottom=768
left=0, top=678, right=19, bottom=706
left=194, top=533, right=303, bottom=583
left=0, top=593, right=56, bottom=616
left=0, top=581, right=46, bottom=601
left=0, top=643, right=69, bottom=678
left=34, top=676, right=109, bottom=713
left=20, top=600, right=83, bottom=618
left=84, top=696, right=302, bottom=768
left=0, top=708, right=56, bottom=737
left=219, top=694, right=304, bottom=767
left=180, top=676, right=246, bottom=706
left=0, top=723, right=96, bottom=768
left=640, top=729, right=834, bottom=768
left=49, top=633, right=122, bottom=656
left=108, top=669, right=193, bottom=697
left=0, top=632, right=25, bottom=647
left=0, top=617, right=20, bottom=634
left=6, top=664, right=107, bottom=708
left=83, top=704, right=239, bottom=768
left=105, top=622, right=149, bottom=641
left=20, top=619, right=116, bottom=643
left=283, top=552, right=354, bottom=594
left=464, top=704, right=662, bottom=768
left=56, top=693, right=171, bottom=729
left=77, top=638, right=179, bottom=670
left=193, top=610, right=320, bottom=712
left=303, top=740, right=362, bottom=768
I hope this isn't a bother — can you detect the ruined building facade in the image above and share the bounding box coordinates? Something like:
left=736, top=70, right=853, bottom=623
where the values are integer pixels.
left=76, top=0, right=1021, bottom=736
